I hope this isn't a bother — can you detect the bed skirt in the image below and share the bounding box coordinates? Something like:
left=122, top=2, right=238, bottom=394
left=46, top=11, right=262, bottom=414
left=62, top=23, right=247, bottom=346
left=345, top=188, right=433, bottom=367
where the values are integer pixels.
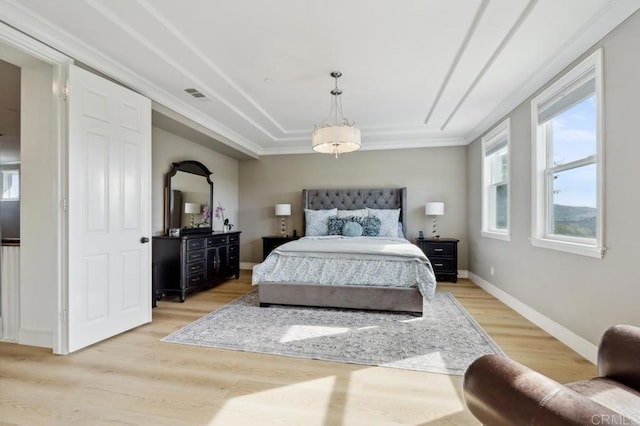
left=258, top=283, right=423, bottom=314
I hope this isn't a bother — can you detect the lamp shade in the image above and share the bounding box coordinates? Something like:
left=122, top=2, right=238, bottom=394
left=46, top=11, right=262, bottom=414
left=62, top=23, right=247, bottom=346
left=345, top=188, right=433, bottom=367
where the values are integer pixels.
left=275, top=204, right=291, bottom=216
left=425, top=202, right=445, bottom=216
left=184, top=203, right=201, bottom=214
left=312, top=126, right=361, bottom=154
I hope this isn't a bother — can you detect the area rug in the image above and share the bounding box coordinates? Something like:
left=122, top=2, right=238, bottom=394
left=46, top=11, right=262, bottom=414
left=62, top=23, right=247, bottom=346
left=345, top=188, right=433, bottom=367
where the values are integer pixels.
left=161, top=290, right=504, bottom=375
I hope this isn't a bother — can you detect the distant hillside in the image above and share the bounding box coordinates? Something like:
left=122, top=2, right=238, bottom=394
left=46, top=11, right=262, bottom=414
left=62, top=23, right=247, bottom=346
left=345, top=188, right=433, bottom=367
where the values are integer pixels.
left=554, top=204, right=596, bottom=238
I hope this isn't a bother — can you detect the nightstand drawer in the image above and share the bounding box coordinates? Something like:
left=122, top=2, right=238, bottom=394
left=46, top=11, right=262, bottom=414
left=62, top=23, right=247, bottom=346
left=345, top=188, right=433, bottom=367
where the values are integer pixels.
left=430, top=258, right=455, bottom=272
left=424, top=243, right=454, bottom=257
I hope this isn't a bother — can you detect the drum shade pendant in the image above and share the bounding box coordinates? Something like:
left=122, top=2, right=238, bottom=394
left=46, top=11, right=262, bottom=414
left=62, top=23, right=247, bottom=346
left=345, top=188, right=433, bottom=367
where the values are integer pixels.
left=312, top=71, right=361, bottom=158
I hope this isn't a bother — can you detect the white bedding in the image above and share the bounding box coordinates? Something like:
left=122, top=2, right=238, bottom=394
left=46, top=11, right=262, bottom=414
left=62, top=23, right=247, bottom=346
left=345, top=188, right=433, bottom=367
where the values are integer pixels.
left=252, top=236, right=437, bottom=299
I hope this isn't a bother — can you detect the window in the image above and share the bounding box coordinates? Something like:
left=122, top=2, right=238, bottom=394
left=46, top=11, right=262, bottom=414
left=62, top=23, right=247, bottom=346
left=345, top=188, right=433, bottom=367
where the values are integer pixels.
left=481, top=118, right=510, bottom=240
left=1, top=169, right=20, bottom=200
left=531, top=49, right=603, bottom=258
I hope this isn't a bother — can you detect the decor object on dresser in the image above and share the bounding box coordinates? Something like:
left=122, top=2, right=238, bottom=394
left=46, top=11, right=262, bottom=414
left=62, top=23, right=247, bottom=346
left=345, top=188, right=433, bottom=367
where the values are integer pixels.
left=425, top=202, right=445, bottom=238
left=416, top=238, right=458, bottom=283
left=253, top=188, right=437, bottom=314
left=162, top=290, right=504, bottom=375
left=184, top=203, right=200, bottom=227
left=311, top=71, right=361, bottom=158
left=275, top=204, right=291, bottom=237
left=463, top=324, right=640, bottom=425
left=165, top=160, right=213, bottom=235
left=153, top=231, right=241, bottom=303
left=262, top=235, right=299, bottom=260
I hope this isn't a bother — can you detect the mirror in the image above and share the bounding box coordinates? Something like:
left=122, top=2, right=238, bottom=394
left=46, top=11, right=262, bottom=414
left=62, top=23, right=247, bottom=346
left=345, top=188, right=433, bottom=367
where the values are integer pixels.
left=165, top=160, right=213, bottom=235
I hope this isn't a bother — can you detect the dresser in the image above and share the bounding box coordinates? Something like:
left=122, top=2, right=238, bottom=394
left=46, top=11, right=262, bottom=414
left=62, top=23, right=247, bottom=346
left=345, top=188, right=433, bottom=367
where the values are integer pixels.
left=262, top=235, right=299, bottom=260
left=415, top=238, right=459, bottom=283
left=153, top=231, right=241, bottom=302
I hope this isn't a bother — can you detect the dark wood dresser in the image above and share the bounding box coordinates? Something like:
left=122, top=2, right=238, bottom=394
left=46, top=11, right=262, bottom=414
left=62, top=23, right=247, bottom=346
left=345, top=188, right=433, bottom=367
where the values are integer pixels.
left=153, top=231, right=241, bottom=302
left=415, top=237, right=459, bottom=283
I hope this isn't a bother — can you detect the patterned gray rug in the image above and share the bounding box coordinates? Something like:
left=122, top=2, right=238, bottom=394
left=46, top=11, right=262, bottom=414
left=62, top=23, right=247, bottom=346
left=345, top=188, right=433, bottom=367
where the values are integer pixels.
left=162, top=290, right=504, bottom=375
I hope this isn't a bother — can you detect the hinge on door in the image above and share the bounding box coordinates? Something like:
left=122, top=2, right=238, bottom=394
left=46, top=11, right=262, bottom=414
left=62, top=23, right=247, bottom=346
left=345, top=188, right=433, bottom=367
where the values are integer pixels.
left=61, top=198, right=68, bottom=211
left=63, top=82, right=69, bottom=101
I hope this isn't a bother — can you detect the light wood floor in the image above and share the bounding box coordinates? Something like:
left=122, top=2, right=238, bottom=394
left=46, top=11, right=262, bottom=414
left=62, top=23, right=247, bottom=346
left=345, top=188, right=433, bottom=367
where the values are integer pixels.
left=0, top=271, right=595, bottom=425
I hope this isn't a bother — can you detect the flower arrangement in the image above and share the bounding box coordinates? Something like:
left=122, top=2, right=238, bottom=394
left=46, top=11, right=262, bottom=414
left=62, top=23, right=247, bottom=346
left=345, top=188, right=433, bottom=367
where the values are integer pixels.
left=214, top=202, right=233, bottom=232
left=200, top=204, right=210, bottom=226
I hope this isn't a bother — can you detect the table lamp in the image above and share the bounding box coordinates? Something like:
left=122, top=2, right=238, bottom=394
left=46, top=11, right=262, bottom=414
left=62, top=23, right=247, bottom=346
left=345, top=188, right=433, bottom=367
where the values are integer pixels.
left=275, top=204, right=291, bottom=237
left=425, top=202, right=444, bottom=239
left=184, top=202, right=201, bottom=227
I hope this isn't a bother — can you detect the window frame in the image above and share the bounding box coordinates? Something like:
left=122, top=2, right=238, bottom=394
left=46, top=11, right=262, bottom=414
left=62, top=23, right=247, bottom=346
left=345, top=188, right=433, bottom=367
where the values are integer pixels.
left=530, top=48, right=604, bottom=258
left=481, top=117, right=511, bottom=241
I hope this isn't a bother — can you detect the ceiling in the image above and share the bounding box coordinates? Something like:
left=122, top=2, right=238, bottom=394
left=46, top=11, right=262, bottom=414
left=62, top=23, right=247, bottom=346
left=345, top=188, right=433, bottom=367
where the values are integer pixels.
left=0, top=0, right=638, bottom=157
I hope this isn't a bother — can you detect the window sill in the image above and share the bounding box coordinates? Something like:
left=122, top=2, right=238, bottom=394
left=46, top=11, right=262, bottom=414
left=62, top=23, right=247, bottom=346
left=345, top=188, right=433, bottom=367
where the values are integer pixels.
left=530, top=237, right=604, bottom=259
left=481, top=231, right=511, bottom=242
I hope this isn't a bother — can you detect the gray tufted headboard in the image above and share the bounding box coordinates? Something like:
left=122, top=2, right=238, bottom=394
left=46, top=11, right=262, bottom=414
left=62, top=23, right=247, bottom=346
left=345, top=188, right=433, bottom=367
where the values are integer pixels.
left=302, top=187, right=408, bottom=236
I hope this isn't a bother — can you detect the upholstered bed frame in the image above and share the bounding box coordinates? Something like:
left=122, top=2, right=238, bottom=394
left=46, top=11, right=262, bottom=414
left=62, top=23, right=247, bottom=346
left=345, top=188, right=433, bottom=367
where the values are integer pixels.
left=258, top=187, right=424, bottom=314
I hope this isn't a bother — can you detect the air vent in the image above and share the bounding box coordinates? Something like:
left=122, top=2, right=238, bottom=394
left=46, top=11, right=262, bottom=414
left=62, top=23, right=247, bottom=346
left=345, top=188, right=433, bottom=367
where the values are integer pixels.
left=184, top=88, right=206, bottom=98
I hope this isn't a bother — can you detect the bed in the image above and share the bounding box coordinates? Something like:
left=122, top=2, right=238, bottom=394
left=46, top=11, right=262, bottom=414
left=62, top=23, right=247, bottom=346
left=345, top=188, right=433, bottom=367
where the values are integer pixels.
left=252, top=188, right=436, bottom=314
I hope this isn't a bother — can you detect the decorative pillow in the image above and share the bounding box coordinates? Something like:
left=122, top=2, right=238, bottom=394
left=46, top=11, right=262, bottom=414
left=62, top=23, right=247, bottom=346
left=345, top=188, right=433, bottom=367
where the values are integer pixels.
left=342, top=221, right=363, bottom=237
left=327, top=216, right=381, bottom=236
left=337, top=208, right=368, bottom=218
left=367, top=208, right=400, bottom=237
left=327, top=217, right=345, bottom=235
left=304, top=208, right=337, bottom=236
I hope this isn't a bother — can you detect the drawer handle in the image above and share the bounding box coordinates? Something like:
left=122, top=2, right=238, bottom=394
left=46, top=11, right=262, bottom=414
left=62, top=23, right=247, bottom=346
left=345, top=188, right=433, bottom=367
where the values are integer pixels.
left=434, top=248, right=444, bottom=252
left=191, top=276, right=201, bottom=282
left=434, top=263, right=444, bottom=267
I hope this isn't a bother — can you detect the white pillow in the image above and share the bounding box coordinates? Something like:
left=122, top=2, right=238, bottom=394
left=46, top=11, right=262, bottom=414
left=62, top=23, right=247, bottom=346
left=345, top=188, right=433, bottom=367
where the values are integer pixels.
left=337, top=208, right=368, bottom=218
left=304, top=208, right=338, bottom=236
left=367, top=208, right=400, bottom=237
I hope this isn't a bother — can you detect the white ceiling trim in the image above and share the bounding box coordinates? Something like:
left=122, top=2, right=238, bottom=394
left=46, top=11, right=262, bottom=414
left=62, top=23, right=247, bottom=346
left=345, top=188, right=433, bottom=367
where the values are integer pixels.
left=0, top=0, right=265, bottom=155
left=134, top=0, right=288, bottom=137
left=424, top=0, right=489, bottom=126
left=464, top=0, right=640, bottom=144
left=84, top=0, right=279, bottom=142
left=441, top=0, right=537, bottom=131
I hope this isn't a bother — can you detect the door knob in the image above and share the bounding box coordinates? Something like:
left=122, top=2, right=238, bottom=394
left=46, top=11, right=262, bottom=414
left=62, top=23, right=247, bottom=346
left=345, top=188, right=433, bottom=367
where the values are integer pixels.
left=140, top=237, right=150, bottom=243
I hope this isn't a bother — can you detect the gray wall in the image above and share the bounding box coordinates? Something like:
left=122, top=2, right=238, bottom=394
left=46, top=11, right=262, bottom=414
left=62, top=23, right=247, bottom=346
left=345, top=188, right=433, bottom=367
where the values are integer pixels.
left=467, top=10, right=640, bottom=346
left=239, top=147, right=468, bottom=265
left=152, top=127, right=239, bottom=236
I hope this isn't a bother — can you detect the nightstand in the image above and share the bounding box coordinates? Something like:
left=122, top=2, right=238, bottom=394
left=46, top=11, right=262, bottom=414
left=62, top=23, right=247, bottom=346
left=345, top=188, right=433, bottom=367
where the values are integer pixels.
left=262, top=235, right=299, bottom=260
left=415, top=238, right=459, bottom=283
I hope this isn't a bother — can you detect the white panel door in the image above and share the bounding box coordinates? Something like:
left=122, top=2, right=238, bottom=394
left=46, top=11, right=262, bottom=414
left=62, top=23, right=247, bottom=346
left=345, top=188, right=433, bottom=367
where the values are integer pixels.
left=67, top=64, right=151, bottom=353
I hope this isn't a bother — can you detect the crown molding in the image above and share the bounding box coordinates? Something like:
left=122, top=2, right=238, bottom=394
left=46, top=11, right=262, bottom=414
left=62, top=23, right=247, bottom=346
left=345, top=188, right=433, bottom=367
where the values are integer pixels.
left=0, top=0, right=264, bottom=156
left=464, top=0, right=640, bottom=144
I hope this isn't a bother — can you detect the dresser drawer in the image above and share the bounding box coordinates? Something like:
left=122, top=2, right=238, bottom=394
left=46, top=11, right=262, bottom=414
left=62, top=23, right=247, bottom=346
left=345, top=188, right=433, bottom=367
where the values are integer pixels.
left=424, top=242, right=454, bottom=257
left=207, top=236, right=227, bottom=247
left=186, top=260, right=205, bottom=274
left=186, top=273, right=205, bottom=288
left=430, top=258, right=455, bottom=272
left=186, top=250, right=205, bottom=262
left=229, top=244, right=239, bottom=254
left=229, top=234, right=239, bottom=243
left=187, top=238, right=206, bottom=251
left=229, top=254, right=239, bottom=265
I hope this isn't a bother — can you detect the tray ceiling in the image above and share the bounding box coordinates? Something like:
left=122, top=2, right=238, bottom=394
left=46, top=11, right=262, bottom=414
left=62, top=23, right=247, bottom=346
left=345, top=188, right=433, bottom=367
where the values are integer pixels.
left=1, top=0, right=638, bottom=156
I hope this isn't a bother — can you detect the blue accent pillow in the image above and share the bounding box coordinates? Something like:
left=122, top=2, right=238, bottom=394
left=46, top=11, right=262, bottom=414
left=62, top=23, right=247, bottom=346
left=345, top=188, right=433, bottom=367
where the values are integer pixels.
left=342, top=221, right=363, bottom=237
left=328, top=216, right=381, bottom=236
left=367, top=208, right=400, bottom=237
left=304, top=208, right=337, bottom=236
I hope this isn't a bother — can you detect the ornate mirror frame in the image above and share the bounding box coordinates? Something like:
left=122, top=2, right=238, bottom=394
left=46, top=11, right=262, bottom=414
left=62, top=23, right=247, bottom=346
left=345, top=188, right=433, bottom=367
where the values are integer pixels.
left=165, top=160, right=213, bottom=235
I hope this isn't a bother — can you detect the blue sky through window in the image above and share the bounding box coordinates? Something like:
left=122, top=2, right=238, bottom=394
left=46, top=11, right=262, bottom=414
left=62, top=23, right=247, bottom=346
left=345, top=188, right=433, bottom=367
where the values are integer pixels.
left=550, top=96, right=597, bottom=208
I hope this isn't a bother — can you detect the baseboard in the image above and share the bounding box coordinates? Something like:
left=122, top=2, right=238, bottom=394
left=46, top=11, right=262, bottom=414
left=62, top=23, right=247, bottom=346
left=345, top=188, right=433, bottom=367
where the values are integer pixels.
left=240, top=262, right=257, bottom=270
left=467, top=272, right=598, bottom=364
left=18, top=327, right=53, bottom=349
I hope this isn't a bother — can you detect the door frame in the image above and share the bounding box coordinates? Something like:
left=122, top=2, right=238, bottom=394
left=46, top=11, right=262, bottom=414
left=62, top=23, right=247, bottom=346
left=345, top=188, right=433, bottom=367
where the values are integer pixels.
left=0, top=22, right=71, bottom=354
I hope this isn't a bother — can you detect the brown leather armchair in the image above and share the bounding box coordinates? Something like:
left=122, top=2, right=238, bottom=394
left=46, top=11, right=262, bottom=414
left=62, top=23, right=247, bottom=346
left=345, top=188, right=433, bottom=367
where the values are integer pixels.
left=463, top=324, right=640, bottom=425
